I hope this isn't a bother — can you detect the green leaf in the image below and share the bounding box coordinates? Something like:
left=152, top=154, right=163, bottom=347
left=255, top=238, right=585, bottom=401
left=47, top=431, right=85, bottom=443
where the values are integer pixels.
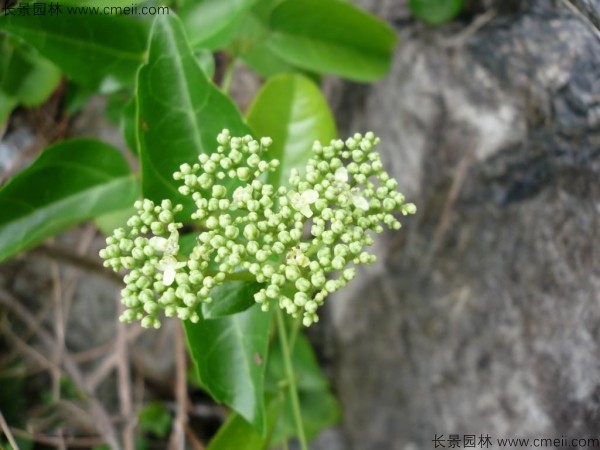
left=0, top=91, right=17, bottom=125
left=265, top=332, right=328, bottom=394
left=0, top=35, right=61, bottom=108
left=196, top=49, right=216, bottom=79
left=229, top=3, right=297, bottom=77
left=0, top=139, right=137, bottom=262
left=409, top=0, right=465, bottom=24
left=206, top=397, right=281, bottom=450
left=241, top=43, right=296, bottom=78
left=267, top=0, right=396, bottom=82
left=138, top=402, right=172, bottom=438
left=63, top=83, right=96, bottom=116
left=266, top=333, right=341, bottom=443
left=1, top=14, right=149, bottom=89
left=202, top=281, right=262, bottom=319
left=281, top=390, right=340, bottom=441
left=247, top=74, right=336, bottom=188
left=120, top=97, right=138, bottom=154
left=60, top=0, right=147, bottom=8
left=184, top=304, right=272, bottom=433
left=206, top=412, right=267, bottom=450
left=181, top=0, right=258, bottom=49
left=137, top=15, right=250, bottom=215
left=15, top=438, right=34, bottom=450
left=95, top=205, right=137, bottom=235
left=178, top=232, right=200, bottom=256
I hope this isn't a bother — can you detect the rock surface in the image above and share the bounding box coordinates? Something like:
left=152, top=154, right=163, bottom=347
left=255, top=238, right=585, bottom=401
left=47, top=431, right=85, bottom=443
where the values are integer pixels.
left=324, top=1, right=600, bottom=448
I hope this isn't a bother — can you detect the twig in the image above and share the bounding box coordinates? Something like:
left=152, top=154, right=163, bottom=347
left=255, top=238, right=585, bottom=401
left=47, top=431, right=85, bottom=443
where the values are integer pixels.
left=9, top=427, right=104, bottom=448
left=116, top=298, right=135, bottom=450
left=0, top=288, right=85, bottom=388
left=423, top=148, right=475, bottom=270
left=3, top=323, right=65, bottom=377
left=168, top=322, right=188, bottom=450
left=441, top=9, right=497, bottom=48
left=62, top=224, right=97, bottom=319
left=184, top=424, right=205, bottom=450
left=50, top=257, right=68, bottom=450
left=72, top=326, right=143, bottom=363
left=0, top=288, right=121, bottom=449
left=0, top=409, right=19, bottom=450
left=85, top=354, right=117, bottom=393
left=559, top=0, right=600, bottom=40
left=85, top=325, right=143, bottom=392
left=32, top=244, right=123, bottom=286
left=133, top=371, right=145, bottom=424
left=50, top=261, right=64, bottom=401
left=0, top=297, right=53, bottom=368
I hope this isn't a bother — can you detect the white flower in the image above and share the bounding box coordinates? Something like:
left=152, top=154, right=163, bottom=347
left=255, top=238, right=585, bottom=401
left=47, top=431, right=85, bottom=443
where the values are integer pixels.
left=150, top=229, right=180, bottom=256
left=351, top=189, right=370, bottom=211
left=334, top=167, right=349, bottom=186
left=149, top=237, right=168, bottom=254
left=289, top=189, right=319, bottom=218
left=165, top=233, right=180, bottom=255
left=286, top=246, right=310, bottom=268
left=157, top=256, right=187, bottom=286
left=333, top=168, right=368, bottom=210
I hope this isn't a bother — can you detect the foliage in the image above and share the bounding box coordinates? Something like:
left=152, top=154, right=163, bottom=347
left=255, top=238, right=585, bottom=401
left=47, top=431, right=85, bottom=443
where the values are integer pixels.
left=138, top=402, right=173, bottom=438
left=0, top=1, right=415, bottom=448
left=408, top=0, right=466, bottom=24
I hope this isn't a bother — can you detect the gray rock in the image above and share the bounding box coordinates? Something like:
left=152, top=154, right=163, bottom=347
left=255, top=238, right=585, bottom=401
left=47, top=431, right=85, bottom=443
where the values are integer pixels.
left=325, top=1, right=600, bottom=448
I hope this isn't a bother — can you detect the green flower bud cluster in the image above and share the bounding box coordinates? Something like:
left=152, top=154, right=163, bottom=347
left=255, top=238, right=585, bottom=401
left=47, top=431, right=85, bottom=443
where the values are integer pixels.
left=246, top=131, right=416, bottom=326
left=100, top=129, right=416, bottom=328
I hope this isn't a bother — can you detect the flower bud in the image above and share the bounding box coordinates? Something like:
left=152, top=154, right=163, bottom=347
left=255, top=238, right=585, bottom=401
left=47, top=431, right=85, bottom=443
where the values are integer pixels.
left=295, top=277, right=311, bottom=292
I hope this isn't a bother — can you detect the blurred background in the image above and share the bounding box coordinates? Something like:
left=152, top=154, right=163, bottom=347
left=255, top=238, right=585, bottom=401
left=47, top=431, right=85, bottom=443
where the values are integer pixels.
left=1, top=0, right=599, bottom=449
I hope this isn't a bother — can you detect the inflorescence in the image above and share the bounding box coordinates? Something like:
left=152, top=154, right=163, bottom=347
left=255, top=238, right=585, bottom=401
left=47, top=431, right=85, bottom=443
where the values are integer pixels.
left=100, top=130, right=416, bottom=328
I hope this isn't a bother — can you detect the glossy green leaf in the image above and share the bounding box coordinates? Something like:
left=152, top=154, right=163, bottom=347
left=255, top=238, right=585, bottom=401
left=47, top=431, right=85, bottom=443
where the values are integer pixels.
left=267, top=0, right=396, bottom=81
left=409, top=0, right=465, bottom=24
left=120, top=98, right=138, bottom=154
left=105, top=90, right=131, bottom=124
left=206, top=412, right=267, bottom=450
left=178, top=232, right=200, bottom=256
left=184, top=304, right=272, bottom=433
left=247, top=74, right=336, bottom=188
left=230, top=4, right=296, bottom=77
left=265, top=332, right=328, bottom=394
left=0, top=92, right=17, bottom=125
left=196, top=49, right=216, bottom=79
left=0, top=35, right=61, bottom=108
left=266, top=333, right=341, bottom=443
left=95, top=205, right=137, bottom=235
left=275, top=390, right=340, bottom=442
left=202, top=281, right=262, bottom=319
left=206, top=395, right=282, bottom=450
left=0, top=139, right=137, bottom=262
left=137, top=15, right=250, bottom=215
left=64, top=83, right=96, bottom=115
left=1, top=14, right=149, bottom=89
left=181, top=0, right=258, bottom=49
left=206, top=397, right=281, bottom=450
left=59, top=0, right=147, bottom=8
left=241, top=43, right=296, bottom=77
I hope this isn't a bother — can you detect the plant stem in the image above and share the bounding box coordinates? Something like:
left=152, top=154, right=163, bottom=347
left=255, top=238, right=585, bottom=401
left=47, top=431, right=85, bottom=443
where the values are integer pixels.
left=289, top=315, right=302, bottom=351
left=276, top=308, right=308, bottom=450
